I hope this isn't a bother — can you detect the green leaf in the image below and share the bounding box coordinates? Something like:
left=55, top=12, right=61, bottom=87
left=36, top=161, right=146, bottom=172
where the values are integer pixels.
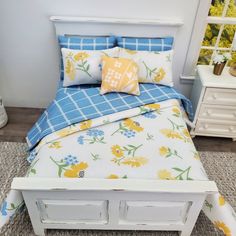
left=31, top=169, right=36, bottom=174
left=179, top=175, right=183, bottom=180
left=58, top=167, right=63, bottom=177
left=59, top=164, right=68, bottom=168
left=128, top=145, right=135, bottom=148
left=172, top=167, right=183, bottom=172
left=11, top=203, right=15, bottom=209
left=87, top=64, right=90, bottom=71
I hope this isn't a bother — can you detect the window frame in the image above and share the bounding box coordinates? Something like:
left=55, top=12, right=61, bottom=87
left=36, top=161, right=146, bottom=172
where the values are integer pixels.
left=181, top=0, right=236, bottom=81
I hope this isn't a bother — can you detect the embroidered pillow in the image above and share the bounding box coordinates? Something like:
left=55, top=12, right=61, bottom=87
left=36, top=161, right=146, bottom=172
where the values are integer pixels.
left=58, top=36, right=116, bottom=80
left=100, top=56, right=140, bottom=95
left=118, top=47, right=174, bottom=87
left=61, top=47, right=119, bottom=86
left=117, top=37, right=173, bottom=51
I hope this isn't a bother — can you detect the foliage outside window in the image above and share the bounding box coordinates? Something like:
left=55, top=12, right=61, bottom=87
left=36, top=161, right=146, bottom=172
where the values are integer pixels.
left=198, top=0, right=236, bottom=66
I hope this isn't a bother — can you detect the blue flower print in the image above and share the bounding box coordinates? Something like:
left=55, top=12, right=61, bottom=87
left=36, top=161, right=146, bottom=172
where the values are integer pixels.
left=0, top=201, right=7, bottom=216
left=123, top=130, right=136, bottom=138
left=77, top=136, right=84, bottom=145
left=86, top=129, right=104, bottom=137
left=64, top=155, right=78, bottom=165
left=143, top=112, right=157, bottom=119
left=27, top=149, right=37, bottom=163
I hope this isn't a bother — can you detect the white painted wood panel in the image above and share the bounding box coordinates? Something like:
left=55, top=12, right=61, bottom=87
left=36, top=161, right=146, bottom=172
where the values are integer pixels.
left=199, top=104, right=236, bottom=121
left=195, top=119, right=236, bottom=137
left=203, top=88, right=236, bottom=106
left=120, top=200, right=190, bottom=223
left=38, top=200, right=108, bottom=224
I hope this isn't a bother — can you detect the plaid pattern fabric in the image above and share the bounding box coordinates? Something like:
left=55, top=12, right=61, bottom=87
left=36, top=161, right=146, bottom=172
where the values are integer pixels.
left=58, top=35, right=116, bottom=79
left=117, top=37, right=173, bottom=51
left=27, top=84, right=193, bottom=149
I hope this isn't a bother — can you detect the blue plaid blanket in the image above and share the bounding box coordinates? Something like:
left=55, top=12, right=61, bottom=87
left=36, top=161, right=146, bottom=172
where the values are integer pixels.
left=27, top=84, right=193, bottom=150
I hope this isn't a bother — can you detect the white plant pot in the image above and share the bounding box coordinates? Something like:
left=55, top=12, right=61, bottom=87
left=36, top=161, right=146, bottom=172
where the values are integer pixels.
left=0, top=98, right=8, bottom=128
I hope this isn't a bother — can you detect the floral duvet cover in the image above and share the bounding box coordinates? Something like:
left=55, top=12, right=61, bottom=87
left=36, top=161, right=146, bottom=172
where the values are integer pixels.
left=1, top=99, right=235, bottom=235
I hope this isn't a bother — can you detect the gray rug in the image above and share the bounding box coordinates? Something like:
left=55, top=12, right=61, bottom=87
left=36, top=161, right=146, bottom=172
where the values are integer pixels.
left=1, top=142, right=235, bottom=236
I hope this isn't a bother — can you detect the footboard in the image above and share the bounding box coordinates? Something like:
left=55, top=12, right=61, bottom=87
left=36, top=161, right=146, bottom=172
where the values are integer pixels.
left=12, top=178, right=217, bottom=236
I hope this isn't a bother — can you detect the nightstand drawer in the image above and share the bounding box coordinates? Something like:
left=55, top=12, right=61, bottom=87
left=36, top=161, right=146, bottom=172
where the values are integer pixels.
left=195, top=120, right=236, bottom=136
left=199, top=104, right=236, bottom=121
left=203, top=88, right=236, bottom=105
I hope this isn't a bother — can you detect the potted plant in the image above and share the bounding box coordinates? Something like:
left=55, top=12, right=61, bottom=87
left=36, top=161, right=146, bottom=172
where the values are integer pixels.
left=212, top=52, right=232, bottom=75
left=0, top=96, right=8, bottom=128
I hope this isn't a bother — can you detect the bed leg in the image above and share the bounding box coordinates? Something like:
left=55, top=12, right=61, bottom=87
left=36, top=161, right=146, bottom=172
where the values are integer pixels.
left=33, top=227, right=45, bottom=236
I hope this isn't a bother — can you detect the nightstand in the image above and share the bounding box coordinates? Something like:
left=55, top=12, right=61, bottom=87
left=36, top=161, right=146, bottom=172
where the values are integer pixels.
left=190, top=65, right=236, bottom=141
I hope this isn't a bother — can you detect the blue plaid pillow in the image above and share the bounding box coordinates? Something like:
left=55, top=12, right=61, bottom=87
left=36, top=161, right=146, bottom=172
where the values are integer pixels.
left=117, top=37, right=173, bottom=51
left=58, top=35, right=116, bottom=79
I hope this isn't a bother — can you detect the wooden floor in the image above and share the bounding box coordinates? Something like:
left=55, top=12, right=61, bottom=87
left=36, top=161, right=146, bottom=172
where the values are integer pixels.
left=0, top=107, right=235, bottom=152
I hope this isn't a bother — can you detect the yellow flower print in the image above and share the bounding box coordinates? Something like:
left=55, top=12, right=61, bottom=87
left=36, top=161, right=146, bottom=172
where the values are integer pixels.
left=64, top=162, right=88, bottom=178
left=159, top=146, right=169, bottom=156
left=107, top=174, right=119, bottom=179
left=57, top=127, right=76, bottom=138
left=125, top=49, right=137, bottom=55
left=159, top=146, right=183, bottom=159
left=158, top=169, right=175, bottom=180
left=123, top=118, right=143, bottom=132
left=154, top=68, right=166, bottom=82
left=80, top=120, right=92, bottom=130
left=111, top=145, right=124, bottom=158
left=219, top=195, right=226, bottom=206
left=107, top=174, right=128, bottom=179
left=49, top=141, right=62, bottom=149
left=74, top=52, right=89, bottom=61
left=144, top=103, right=161, bottom=110
left=172, top=107, right=181, bottom=117
left=182, top=128, right=191, bottom=138
left=214, top=221, right=231, bottom=236
left=122, top=157, right=148, bottom=167
left=65, top=59, right=76, bottom=80
left=193, top=152, right=200, bottom=160
left=160, top=129, right=183, bottom=140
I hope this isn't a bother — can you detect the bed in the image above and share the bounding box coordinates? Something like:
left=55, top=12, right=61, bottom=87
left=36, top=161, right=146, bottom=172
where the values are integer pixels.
left=1, top=16, right=236, bottom=236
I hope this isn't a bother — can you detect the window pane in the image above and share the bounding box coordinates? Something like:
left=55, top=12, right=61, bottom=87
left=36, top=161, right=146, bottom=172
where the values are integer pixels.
left=209, top=0, right=225, bottom=16
left=219, top=24, right=236, bottom=48
left=198, top=49, right=214, bottom=65
left=226, top=0, right=236, bottom=17
left=202, top=24, right=220, bottom=46
left=228, top=51, right=236, bottom=66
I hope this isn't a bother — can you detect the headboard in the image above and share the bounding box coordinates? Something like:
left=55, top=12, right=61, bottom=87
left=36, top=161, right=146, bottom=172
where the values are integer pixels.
left=50, top=16, right=184, bottom=86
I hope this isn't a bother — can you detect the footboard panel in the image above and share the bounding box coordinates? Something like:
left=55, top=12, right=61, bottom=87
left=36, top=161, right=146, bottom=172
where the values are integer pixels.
left=12, top=178, right=218, bottom=236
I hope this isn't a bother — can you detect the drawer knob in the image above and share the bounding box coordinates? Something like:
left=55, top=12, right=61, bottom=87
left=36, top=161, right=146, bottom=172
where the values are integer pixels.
left=204, top=124, right=208, bottom=129
left=212, top=94, right=217, bottom=99
left=206, top=110, right=211, bottom=116
left=229, top=127, right=234, bottom=132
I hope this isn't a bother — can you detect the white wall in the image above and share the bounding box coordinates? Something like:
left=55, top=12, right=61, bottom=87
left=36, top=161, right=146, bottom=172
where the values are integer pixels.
left=0, top=0, right=204, bottom=108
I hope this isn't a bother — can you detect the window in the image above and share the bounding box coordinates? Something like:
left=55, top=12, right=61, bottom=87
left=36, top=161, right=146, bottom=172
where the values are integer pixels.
left=198, top=0, right=236, bottom=66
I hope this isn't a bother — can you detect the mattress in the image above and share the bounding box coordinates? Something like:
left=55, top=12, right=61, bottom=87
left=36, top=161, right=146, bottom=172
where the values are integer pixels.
left=1, top=93, right=235, bottom=235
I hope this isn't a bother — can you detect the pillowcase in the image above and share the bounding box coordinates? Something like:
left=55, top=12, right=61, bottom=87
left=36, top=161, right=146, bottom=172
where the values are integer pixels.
left=100, top=56, right=140, bottom=95
left=61, top=47, right=119, bottom=86
left=117, top=37, right=173, bottom=51
left=58, top=35, right=116, bottom=50
left=58, top=36, right=117, bottom=80
left=118, top=47, right=174, bottom=87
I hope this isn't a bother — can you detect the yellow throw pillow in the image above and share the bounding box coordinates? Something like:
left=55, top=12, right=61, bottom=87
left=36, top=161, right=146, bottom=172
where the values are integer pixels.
left=100, top=56, right=140, bottom=95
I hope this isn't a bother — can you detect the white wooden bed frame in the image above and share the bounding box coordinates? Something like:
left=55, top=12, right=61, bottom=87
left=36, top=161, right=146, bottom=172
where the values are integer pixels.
left=12, top=16, right=218, bottom=236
